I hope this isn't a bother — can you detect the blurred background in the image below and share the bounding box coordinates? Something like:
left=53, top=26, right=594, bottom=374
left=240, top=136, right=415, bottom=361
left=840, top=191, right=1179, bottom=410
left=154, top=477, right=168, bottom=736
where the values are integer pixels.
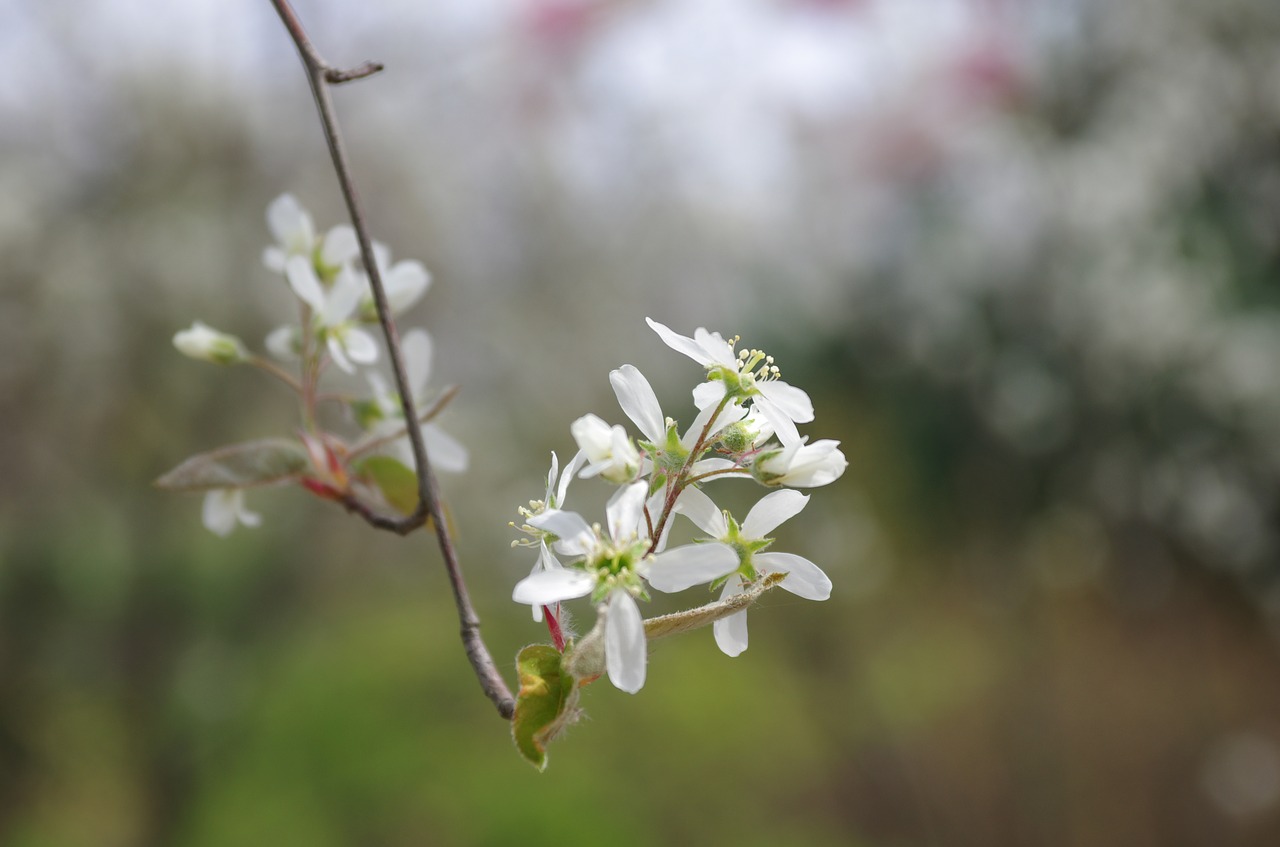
left=4, top=0, right=1280, bottom=844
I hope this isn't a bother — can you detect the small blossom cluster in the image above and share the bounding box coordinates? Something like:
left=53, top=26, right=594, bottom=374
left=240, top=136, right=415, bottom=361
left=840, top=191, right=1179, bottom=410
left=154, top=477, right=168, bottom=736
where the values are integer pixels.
left=511, top=319, right=846, bottom=693
left=166, top=194, right=466, bottom=534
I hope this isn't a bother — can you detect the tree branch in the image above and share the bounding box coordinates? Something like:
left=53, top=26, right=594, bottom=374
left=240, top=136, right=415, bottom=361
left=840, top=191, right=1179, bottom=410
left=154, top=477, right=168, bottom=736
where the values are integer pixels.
left=268, top=0, right=515, bottom=720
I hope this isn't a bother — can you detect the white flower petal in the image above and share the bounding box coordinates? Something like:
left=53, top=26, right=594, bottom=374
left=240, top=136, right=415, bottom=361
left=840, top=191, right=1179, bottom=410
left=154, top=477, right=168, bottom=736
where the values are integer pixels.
left=754, top=394, right=801, bottom=448
left=323, top=267, right=364, bottom=325
left=341, top=328, right=379, bottom=366
left=689, top=457, right=742, bottom=477
left=263, top=246, right=287, bottom=273
left=265, top=325, right=299, bottom=361
left=647, top=542, right=739, bottom=592
left=646, top=317, right=713, bottom=366
left=756, top=552, right=832, bottom=601
left=385, top=260, right=431, bottom=314
left=202, top=490, right=238, bottom=537
left=267, top=193, right=313, bottom=251
left=285, top=255, right=326, bottom=313
left=713, top=575, right=749, bottom=657
left=673, top=485, right=728, bottom=538
left=202, top=489, right=258, bottom=537
left=692, top=327, right=738, bottom=368
left=610, top=364, right=665, bottom=443
left=327, top=335, right=355, bottom=373
left=555, top=451, right=586, bottom=507
left=422, top=423, right=468, bottom=473
left=401, top=329, right=433, bottom=395
left=692, top=380, right=727, bottom=411
left=758, top=379, right=814, bottom=424
left=570, top=414, right=614, bottom=463
left=320, top=224, right=359, bottom=268
left=606, top=591, right=647, bottom=693
left=606, top=481, right=648, bottom=542
left=512, top=568, right=595, bottom=605
left=527, top=509, right=595, bottom=555
left=741, top=490, right=809, bottom=539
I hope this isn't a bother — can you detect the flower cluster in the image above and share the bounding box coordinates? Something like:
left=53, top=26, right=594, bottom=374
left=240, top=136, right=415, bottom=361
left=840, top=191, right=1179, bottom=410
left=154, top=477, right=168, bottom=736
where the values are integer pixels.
left=511, top=319, right=845, bottom=693
left=161, top=194, right=465, bottom=534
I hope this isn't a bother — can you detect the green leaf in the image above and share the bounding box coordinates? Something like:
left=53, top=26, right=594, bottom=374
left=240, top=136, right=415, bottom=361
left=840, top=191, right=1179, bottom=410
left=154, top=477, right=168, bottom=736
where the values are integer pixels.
left=511, top=645, right=578, bottom=771
left=154, top=438, right=309, bottom=492
left=354, top=456, right=419, bottom=515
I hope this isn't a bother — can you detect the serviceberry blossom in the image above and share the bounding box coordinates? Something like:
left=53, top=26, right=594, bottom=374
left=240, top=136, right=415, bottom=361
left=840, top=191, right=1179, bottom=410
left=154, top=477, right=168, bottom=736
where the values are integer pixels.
left=285, top=256, right=379, bottom=373
left=202, top=489, right=261, bottom=537
left=673, top=486, right=832, bottom=657
left=262, top=194, right=360, bottom=275
left=513, top=481, right=736, bottom=692
left=646, top=317, right=814, bottom=446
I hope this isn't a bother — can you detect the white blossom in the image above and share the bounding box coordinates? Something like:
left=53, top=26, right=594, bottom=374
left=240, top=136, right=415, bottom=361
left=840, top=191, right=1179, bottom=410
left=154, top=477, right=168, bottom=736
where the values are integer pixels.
left=514, top=481, right=735, bottom=692
left=285, top=256, right=379, bottom=374
left=201, top=489, right=261, bottom=537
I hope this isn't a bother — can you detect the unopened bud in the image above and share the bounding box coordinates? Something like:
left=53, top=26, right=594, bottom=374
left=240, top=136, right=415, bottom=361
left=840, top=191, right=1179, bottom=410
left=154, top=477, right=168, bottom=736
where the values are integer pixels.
left=173, top=321, right=249, bottom=365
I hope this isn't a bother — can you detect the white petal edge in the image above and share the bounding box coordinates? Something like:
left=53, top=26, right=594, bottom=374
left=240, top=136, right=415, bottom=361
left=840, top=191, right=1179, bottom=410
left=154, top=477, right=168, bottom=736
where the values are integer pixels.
left=610, top=364, right=665, bottom=443
left=422, top=423, right=468, bottom=473
left=673, top=485, right=728, bottom=538
left=757, top=379, right=814, bottom=424
left=692, top=380, right=727, bottom=411
left=754, top=394, right=801, bottom=448
left=606, top=481, right=648, bottom=542
left=285, top=255, right=326, bottom=313
left=320, top=224, right=359, bottom=268
left=512, top=568, right=595, bottom=605
left=341, top=328, right=379, bottom=365
left=756, top=552, right=832, bottom=601
left=401, top=329, right=434, bottom=395
left=713, top=575, right=749, bottom=657
left=741, top=489, right=810, bottom=539
left=646, top=542, right=739, bottom=593
left=606, top=591, right=647, bottom=693
left=646, top=317, right=713, bottom=366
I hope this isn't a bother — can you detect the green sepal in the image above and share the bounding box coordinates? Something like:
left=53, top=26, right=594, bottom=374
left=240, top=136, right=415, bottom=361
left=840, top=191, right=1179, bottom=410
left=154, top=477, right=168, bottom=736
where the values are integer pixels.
left=354, top=455, right=419, bottom=515
left=647, top=473, right=668, bottom=498
left=511, top=644, right=579, bottom=771
left=154, top=438, right=309, bottom=491
left=350, top=399, right=386, bottom=431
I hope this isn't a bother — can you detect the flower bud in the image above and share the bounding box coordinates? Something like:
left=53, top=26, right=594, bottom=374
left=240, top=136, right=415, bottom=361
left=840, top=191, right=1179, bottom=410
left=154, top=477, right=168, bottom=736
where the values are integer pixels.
left=173, top=322, right=249, bottom=365
left=751, top=439, right=847, bottom=488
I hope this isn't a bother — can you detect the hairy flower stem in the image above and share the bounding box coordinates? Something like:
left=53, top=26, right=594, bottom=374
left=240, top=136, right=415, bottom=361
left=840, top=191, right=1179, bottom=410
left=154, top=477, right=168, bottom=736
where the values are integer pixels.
left=268, top=0, right=515, bottom=719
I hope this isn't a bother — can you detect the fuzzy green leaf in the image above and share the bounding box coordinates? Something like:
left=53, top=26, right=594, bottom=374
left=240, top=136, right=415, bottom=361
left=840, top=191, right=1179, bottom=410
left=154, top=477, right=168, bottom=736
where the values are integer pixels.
left=355, top=455, right=419, bottom=515
left=154, top=438, right=309, bottom=492
left=511, top=645, right=578, bottom=771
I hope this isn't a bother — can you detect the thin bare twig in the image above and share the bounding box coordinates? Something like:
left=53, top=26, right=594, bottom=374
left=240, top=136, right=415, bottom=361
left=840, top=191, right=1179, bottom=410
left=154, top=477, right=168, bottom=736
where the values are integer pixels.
left=268, top=0, right=514, bottom=720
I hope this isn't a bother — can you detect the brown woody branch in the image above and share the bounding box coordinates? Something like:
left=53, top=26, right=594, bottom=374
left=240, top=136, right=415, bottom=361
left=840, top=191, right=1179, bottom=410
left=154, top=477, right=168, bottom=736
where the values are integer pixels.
left=268, top=0, right=515, bottom=720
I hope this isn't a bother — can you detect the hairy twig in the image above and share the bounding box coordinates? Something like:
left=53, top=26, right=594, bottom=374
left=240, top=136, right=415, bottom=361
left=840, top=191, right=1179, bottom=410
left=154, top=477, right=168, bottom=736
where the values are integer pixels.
left=268, top=0, right=515, bottom=719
